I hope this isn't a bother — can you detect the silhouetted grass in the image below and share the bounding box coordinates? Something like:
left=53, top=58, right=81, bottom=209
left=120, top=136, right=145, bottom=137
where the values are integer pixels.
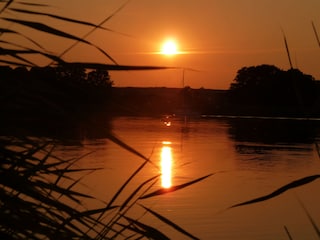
left=0, top=137, right=103, bottom=239
left=3, top=1, right=319, bottom=239
left=1, top=134, right=212, bottom=239
left=0, top=1, right=210, bottom=239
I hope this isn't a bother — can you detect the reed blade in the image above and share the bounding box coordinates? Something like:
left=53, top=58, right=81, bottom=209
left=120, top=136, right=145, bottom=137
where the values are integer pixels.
left=62, top=62, right=175, bottom=71
left=106, top=133, right=150, bottom=162
left=284, top=225, right=293, bottom=240
left=297, top=198, right=320, bottom=238
left=0, top=58, right=31, bottom=67
left=281, top=29, right=293, bottom=69
left=54, top=1, right=132, bottom=63
left=0, top=0, right=13, bottom=14
left=75, top=206, right=119, bottom=218
left=9, top=8, right=109, bottom=30
left=120, top=175, right=159, bottom=211
left=0, top=27, right=45, bottom=50
left=312, top=21, right=320, bottom=48
left=2, top=18, right=92, bottom=44
left=0, top=47, right=37, bottom=65
left=123, top=216, right=170, bottom=240
left=229, top=175, right=320, bottom=208
left=140, top=173, right=213, bottom=199
left=141, top=205, right=200, bottom=240
left=16, top=2, right=50, bottom=7
left=1, top=18, right=116, bottom=63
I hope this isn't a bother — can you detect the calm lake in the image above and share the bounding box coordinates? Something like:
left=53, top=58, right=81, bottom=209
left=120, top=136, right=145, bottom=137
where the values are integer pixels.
left=55, top=116, right=320, bottom=239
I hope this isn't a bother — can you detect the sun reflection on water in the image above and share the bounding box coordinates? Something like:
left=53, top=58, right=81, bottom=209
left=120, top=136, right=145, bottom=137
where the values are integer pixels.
left=161, top=141, right=173, bottom=189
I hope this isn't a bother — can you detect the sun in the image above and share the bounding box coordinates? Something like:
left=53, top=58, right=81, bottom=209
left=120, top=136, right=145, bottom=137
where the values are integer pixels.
left=161, top=40, right=178, bottom=55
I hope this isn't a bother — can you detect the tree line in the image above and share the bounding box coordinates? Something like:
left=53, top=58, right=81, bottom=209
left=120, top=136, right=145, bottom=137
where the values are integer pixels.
left=0, top=65, right=113, bottom=88
left=0, top=65, right=114, bottom=128
left=1, top=64, right=319, bottom=118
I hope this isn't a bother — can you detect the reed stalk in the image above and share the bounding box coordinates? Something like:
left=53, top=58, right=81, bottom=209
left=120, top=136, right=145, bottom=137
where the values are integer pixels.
left=0, top=2, right=211, bottom=239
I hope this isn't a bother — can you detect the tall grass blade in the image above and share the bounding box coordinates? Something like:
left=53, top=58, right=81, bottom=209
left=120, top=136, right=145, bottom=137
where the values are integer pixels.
left=106, top=133, right=151, bottom=162
left=116, top=222, right=155, bottom=239
left=229, top=175, right=320, bottom=208
left=1, top=18, right=117, bottom=64
left=0, top=27, right=45, bottom=50
left=120, top=175, right=159, bottom=211
left=105, top=160, right=148, bottom=211
left=50, top=152, right=97, bottom=186
left=1, top=173, right=80, bottom=215
left=54, top=0, right=132, bottom=63
left=41, top=52, right=65, bottom=64
left=0, top=41, right=64, bottom=64
left=2, top=18, right=92, bottom=44
left=123, top=216, right=170, bottom=240
left=312, top=21, right=320, bottom=48
left=0, top=58, right=31, bottom=66
left=102, top=0, right=132, bottom=23
left=0, top=47, right=37, bottom=55
left=62, top=62, right=175, bottom=71
left=16, top=2, right=50, bottom=7
left=140, top=173, right=214, bottom=199
left=281, top=29, right=293, bottom=69
left=108, top=173, right=160, bottom=239
left=95, top=143, right=152, bottom=230
left=297, top=198, right=320, bottom=238
left=75, top=205, right=119, bottom=218
left=141, top=205, right=200, bottom=239
left=105, top=176, right=158, bottom=239
left=0, top=0, right=13, bottom=14
left=34, top=180, right=94, bottom=201
left=0, top=47, right=36, bottom=65
left=9, top=8, right=109, bottom=30
left=284, top=225, right=293, bottom=240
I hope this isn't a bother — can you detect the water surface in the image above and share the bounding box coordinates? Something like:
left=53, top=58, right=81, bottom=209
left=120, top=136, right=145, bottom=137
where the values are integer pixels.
left=56, top=116, right=320, bottom=239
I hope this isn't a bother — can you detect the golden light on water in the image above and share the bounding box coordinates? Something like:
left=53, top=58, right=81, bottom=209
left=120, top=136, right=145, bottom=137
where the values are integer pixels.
left=161, top=141, right=173, bottom=189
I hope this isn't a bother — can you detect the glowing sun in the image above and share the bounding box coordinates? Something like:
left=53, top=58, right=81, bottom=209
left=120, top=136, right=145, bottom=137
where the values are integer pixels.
left=161, top=40, right=178, bottom=55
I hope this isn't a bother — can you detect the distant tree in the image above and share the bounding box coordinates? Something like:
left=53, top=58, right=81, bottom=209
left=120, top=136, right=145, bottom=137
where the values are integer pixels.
left=0, top=66, right=13, bottom=82
left=229, top=65, right=282, bottom=105
left=29, top=67, right=57, bottom=85
left=54, top=66, right=113, bottom=89
left=12, top=66, right=29, bottom=82
left=55, top=65, right=86, bottom=84
left=229, top=64, right=317, bottom=107
left=87, top=69, right=113, bottom=87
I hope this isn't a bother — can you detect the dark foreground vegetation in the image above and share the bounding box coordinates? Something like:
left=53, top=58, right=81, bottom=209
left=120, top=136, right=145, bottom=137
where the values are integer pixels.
left=1, top=1, right=320, bottom=239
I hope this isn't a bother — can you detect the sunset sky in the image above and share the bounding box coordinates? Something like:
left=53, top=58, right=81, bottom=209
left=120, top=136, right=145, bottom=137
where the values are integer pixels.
left=2, top=0, right=320, bottom=89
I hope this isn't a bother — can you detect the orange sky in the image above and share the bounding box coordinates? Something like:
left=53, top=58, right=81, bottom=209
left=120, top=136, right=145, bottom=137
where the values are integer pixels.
left=1, top=0, right=320, bottom=89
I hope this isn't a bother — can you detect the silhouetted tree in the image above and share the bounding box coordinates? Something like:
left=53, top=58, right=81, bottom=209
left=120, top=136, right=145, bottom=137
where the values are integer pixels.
left=55, top=65, right=86, bottom=84
left=229, top=64, right=317, bottom=108
left=229, top=65, right=282, bottom=105
left=87, top=69, right=113, bottom=87
left=29, top=67, right=57, bottom=83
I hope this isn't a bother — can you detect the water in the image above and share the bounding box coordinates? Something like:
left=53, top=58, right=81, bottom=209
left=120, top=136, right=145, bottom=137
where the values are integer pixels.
left=56, top=116, right=320, bottom=239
